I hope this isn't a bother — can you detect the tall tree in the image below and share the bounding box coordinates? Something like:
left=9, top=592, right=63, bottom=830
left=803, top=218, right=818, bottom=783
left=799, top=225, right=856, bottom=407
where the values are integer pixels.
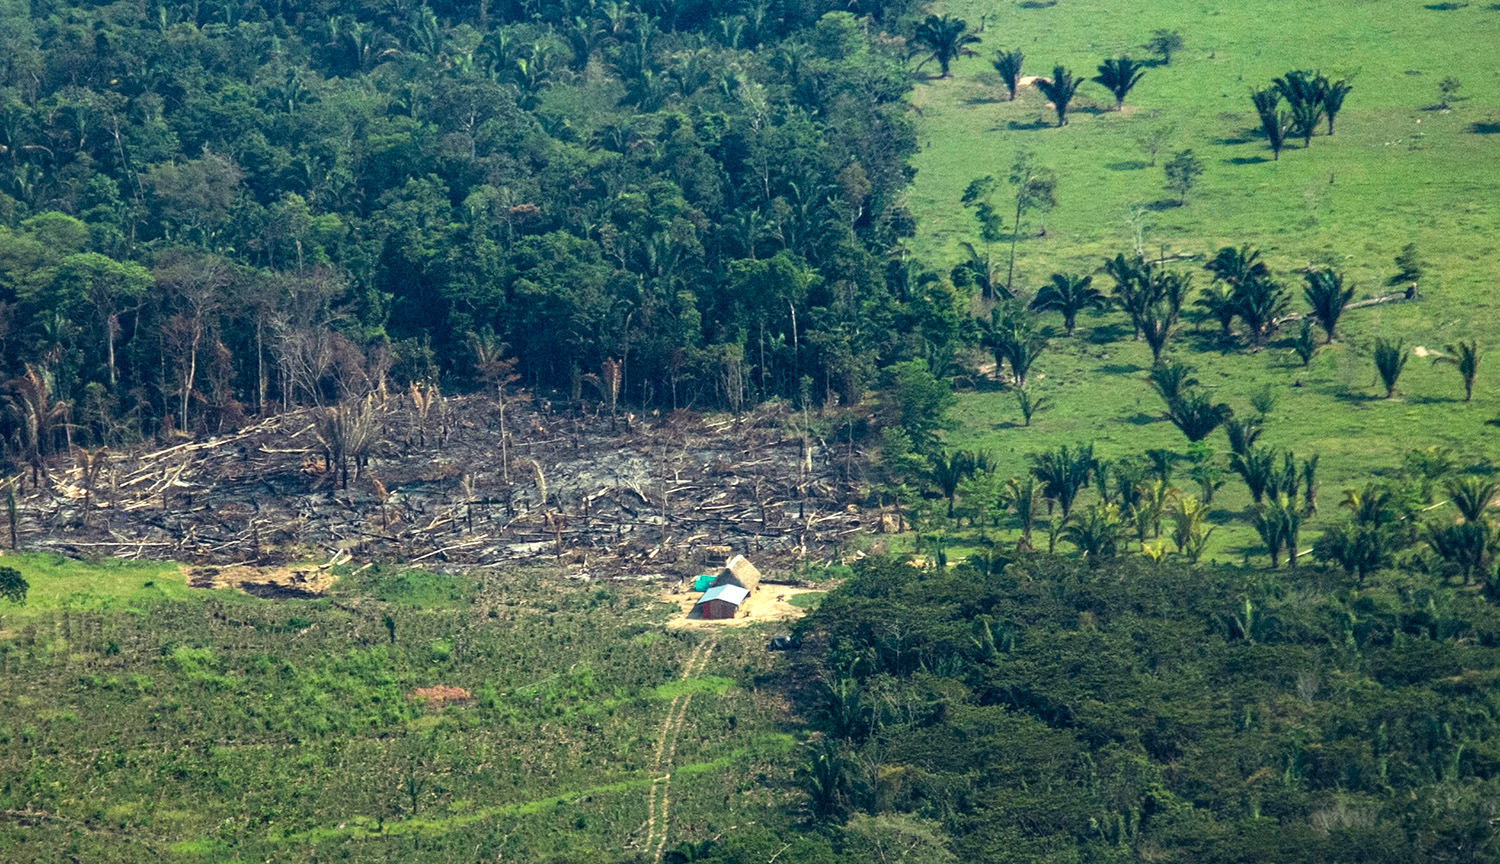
left=1034, top=66, right=1082, bottom=127
left=1373, top=338, right=1409, bottom=399
left=991, top=50, right=1025, bottom=101
left=1093, top=56, right=1146, bottom=109
left=913, top=15, right=980, bottom=78
left=1004, top=153, right=1057, bottom=293
left=1322, top=76, right=1353, bottom=134
left=1029, top=273, right=1106, bottom=336
left=1432, top=340, right=1481, bottom=402
left=1302, top=269, right=1355, bottom=343
left=1251, top=89, right=1293, bottom=160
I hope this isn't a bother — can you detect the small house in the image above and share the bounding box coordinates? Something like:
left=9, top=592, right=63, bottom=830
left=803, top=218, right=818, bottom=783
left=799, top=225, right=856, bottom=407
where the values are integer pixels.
left=710, top=555, right=761, bottom=595
left=695, top=584, right=749, bottom=620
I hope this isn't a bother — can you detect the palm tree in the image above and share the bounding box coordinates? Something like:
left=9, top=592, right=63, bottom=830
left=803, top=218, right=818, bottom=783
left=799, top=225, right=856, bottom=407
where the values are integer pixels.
left=931, top=450, right=977, bottom=517
left=1034, top=66, right=1081, bottom=127
left=1432, top=340, right=1480, bottom=402
left=1206, top=245, right=1269, bottom=288
left=1275, top=70, right=1327, bottom=147
left=1232, top=278, right=1292, bottom=347
left=983, top=309, right=1048, bottom=389
left=1093, top=56, right=1146, bottom=109
left=1301, top=454, right=1320, bottom=514
left=1061, top=503, right=1125, bottom=559
left=1251, top=88, right=1293, bottom=160
left=1002, top=475, right=1041, bottom=550
left=1165, top=390, right=1231, bottom=442
left=1141, top=303, right=1176, bottom=365
left=1015, top=388, right=1052, bottom=426
left=1231, top=447, right=1276, bottom=504
left=1194, top=284, right=1238, bottom=341
left=1302, top=269, right=1355, bottom=342
left=1254, top=494, right=1302, bottom=568
left=1224, top=416, right=1263, bottom=457
left=1294, top=319, right=1318, bottom=367
left=1029, top=273, right=1107, bottom=336
left=1446, top=475, right=1499, bottom=523
left=1169, top=497, right=1214, bottom=563
left=1322, top=76, right=1353, bottom=134
left=992, top=50, right=1024, bottom=100
left=1149, top=360, right=1199, bottom=404
left=1373, top=338, right=1408, bottom=398
left=1031, top=444, right=1096, bottom=550
left=913, top=15, right=980, bottom=78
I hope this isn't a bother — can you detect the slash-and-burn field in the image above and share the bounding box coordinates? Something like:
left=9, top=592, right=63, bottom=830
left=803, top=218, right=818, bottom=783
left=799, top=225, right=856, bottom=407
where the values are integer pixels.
left=18, top=392, right=880, bottom=581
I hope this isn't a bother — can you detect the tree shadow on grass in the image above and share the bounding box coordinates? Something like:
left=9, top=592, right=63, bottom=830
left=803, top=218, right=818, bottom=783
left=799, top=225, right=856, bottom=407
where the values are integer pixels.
left=1086, top=323, right=1132, bottom=344
left=1407, top=394, right=1461, bottom=406
left=1226, top=155, right=1271, bottom=165
left=1143, top=199, right=1182, bottom=212
left=1333, top=390, right=1383, bottom=405
left=1018, top=0, right=1058, bottom=8
left=1214, top=136, right=1255, bottom=146
left=1122, top=412, right=1165, bottom=426
left=1469, top=122, right=1500, bottom=134
left=992, top=421, right=1024, bottom=430
left=1424, top=2, right=1469, bottom=9
left=1006, top=118, right=1053, bottom=131
left=1106, top=160, right=1148, bottom=171
left=1097, top=363, right=1146, bottom=375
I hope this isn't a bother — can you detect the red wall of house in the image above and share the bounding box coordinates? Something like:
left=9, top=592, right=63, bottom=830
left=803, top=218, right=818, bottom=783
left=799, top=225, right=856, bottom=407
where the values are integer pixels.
left=699, top=599, right=738, bottom=620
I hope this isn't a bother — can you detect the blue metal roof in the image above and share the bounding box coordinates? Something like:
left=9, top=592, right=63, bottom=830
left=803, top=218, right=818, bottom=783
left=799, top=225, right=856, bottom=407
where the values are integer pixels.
left=696, top=584, right=748, bottom=606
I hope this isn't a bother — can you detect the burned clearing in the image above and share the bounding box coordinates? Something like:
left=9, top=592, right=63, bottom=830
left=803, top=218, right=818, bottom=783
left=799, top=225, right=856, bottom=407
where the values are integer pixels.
left=16, top=393, right=881, bottom=580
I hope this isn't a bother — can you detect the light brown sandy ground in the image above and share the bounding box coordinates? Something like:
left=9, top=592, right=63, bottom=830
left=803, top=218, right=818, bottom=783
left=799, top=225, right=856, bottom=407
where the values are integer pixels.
left=662, top=584, right=827, bottom=630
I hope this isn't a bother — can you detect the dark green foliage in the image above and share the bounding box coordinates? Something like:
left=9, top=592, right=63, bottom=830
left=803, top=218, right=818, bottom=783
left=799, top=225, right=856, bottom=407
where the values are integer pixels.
left=1374, top=338, right=1409, bottom=398
left=1093, top=56, right=1147, bottom=108
left=1148, top=360, right=1199, bottom=403
left=1164, top=390, right=1231, bottom=443
left=992, top=50, right=1026, bottom=101
left=0, top=0, right=926, bottom=448
left=1251, top=88, right=1294, bottom=159
left=1432, top=340, right=1480, bottom=401
left=1275, top=69, right=1328, bottom=146
left=1303, top=269, right=1356, bottom=342
left=1035, top=66, right=1083, bottom=127
left=878, top=359, right=958, bottom=452
left=0, top=566, right=26, bottom=604
left=913, top=14, right=981, bottom=78
left=1323, top=77, right=1353, bottom=134
left=1030, top=443, right=1096, bottom=526
left=981, top=308, right=1047, bottom=389
left=1293, top=318, right=1319, bottom=366
left=796, top=555, right=1500, bottom=864
left=1029, top=273, right=1107, bottom=336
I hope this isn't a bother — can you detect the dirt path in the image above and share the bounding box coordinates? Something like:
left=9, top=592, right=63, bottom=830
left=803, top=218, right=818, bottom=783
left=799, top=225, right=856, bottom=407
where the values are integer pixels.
left=640, top=635, right=717, bottom=861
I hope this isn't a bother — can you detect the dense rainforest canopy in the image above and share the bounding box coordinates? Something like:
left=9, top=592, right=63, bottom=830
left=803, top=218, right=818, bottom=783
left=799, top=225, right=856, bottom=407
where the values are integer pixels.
left=0, top=0, right=973, bottom=457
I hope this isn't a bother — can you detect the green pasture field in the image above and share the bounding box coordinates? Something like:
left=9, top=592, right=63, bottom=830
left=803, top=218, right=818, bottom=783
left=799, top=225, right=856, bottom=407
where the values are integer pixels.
left=908, top=0, right=1500, bottom=559
left=0, top=561, right=801, bottom=863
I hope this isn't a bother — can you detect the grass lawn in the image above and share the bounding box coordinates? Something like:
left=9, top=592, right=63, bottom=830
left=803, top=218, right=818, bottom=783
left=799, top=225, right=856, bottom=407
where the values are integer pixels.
left=0, top=553, right=200, bottom=618
left=908, top=0, right=1500, bottom=560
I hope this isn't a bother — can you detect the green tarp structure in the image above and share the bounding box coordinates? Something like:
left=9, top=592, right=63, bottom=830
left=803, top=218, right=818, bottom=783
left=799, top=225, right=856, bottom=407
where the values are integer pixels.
left=694, top=574, right=715, bottom=591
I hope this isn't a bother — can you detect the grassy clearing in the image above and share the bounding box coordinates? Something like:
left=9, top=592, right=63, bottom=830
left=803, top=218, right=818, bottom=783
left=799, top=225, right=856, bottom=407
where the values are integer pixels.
left=910, top=0, right=1500, bottom=558
left=787, top=592, right=826, bottom=610
left=0, top=553, right=204, bottom=619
